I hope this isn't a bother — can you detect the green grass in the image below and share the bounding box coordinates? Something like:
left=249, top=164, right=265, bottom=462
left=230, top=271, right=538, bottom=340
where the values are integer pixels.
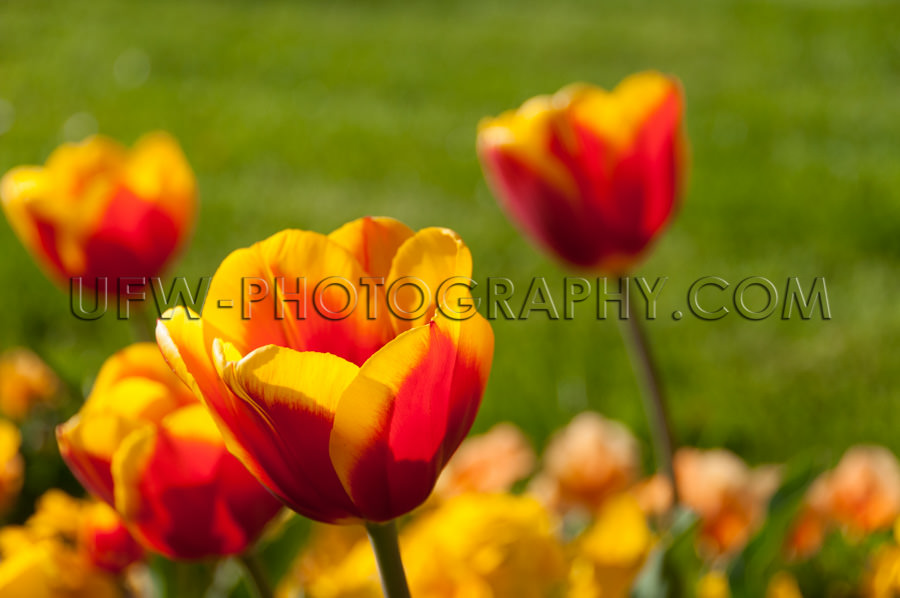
left=1, top=0, right=899, bottom=472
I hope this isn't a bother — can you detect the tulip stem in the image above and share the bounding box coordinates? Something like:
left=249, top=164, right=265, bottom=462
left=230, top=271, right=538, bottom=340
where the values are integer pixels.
left=617, top=276, right=679, bottom=503
left=365, top=520, right=411, bottom=598
left=238, top=553, right=274, bottom=598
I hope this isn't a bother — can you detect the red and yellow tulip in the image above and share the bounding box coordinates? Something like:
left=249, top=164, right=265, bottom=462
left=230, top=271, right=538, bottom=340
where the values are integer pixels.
left=56, top=343, right=282, bottom=560
left=477, top=71, right=685, bottom=273
left=157, top=217, right=494, bottom=523
left=0, top=132, right=196, bottom=295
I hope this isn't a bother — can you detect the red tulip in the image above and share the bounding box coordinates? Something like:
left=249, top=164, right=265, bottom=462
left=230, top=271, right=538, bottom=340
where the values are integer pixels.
left=157, top=217, right=494, bottom=523
left=477, top=71, right=686, bottom=273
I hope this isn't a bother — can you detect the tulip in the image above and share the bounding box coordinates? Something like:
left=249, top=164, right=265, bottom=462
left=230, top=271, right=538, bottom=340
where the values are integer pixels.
left=787, top=445, right=900, bottom=559
left=477, top=71, right=685, bottom=273
left=529, top=412, right=640, bottom=514
left=57, top=343, right=282, bottom=560
left=156, top=217, right=495, bottom=524
left=0, top=132, right=196, bottom=297
left=675, top=448, right=781, bottom=559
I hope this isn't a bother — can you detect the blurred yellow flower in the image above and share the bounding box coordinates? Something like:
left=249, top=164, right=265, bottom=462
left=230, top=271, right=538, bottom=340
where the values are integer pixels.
left=567, top=494, right=653, bottom=598
left=435, top=423, right=535, bottom=499
left=697, top=571, right=731, bottom=598
left=0, top=489, right=140, bottom=598
left=0, top=348, right=59, bottom=421
left=529, top=412, right=640, bottom=514
left=283, top=493, right=567, bottom=598
left=863, top=543, right=900, bottom=598
left=766, top=572, right=803, bottom=598
left=0, top=419, right=24, bottom=515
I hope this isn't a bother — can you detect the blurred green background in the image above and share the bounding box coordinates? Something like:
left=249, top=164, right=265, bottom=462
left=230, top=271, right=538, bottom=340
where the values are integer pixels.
left=0, top=0, right=898, bottom=476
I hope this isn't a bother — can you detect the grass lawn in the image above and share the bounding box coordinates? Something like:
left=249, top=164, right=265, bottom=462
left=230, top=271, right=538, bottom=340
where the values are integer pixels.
left=1, top=0, right=898, bottom=471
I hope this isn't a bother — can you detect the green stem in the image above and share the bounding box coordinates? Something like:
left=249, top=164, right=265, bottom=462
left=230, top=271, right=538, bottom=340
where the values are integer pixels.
left=238, top=553, right=274, bottom=598
left=617, top=276, right=679, bottom=503
left=365, top=520, right=411, bottom=598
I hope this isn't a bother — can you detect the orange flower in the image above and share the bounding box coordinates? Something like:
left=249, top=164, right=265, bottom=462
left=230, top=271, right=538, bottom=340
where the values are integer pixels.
left=435, top=422, right=535, bottom=499
left=157, top=217, right=494, bottom=523
left=787, top=445, right=900, bottom=558
left=477, top=71, right=686, bottom=273
left=675, top=448, right=780, bottom=558
left=1, top=132, right=196, bottom=296
left=529, top=412, right=640, bottom=513
left=0, top=347, right=59, bottom=421
left=57, top=343, right=282, bottom=559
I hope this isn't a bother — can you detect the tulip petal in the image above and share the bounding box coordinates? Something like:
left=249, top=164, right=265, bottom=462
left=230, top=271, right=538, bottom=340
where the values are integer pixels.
left=202, top=229, right=392, bottom=367
left=57, top=412, right=143, bottom=505
left=386, top=227, right=473, bottom=334
left=123, top=131, right=197, bottom=231
left=216, top=342, right=362, bottom=523
left=328, top=216, right=415, bottom=279
left=330, top=313, right=493, bottom=521
left=111, top=404, right=282, bottom=559
left=156, top=307, right=250, bottom=458
left=89, top=342, right=196, bottom=411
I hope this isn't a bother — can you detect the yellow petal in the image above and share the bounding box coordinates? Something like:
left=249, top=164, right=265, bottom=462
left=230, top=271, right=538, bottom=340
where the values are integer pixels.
left=123, top=131, right=196, bottom=227
left=386, top=227, right=473, bottom=334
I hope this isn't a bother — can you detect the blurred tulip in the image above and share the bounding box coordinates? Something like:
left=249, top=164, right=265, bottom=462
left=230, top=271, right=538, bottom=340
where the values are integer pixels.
left=788, top=445, right=900, bottom=559
left=0, top=132, right=196, bottom=297
left=529, top=412, right=640, bottom=514
left=0, top=419, right=23, bottom=515
left=0, top=490, right=139, bottom=598
left=56, top=343, right=282, bottom=560
left=630, top=473, right=675, bottom=518
left=0, top=347, right=59, bottom=421
left=567, top=494, right=653, bottom=598
left=283, top=493, right=566, bottom=598
left=818, top=445, right=900, bottom=534
left=157, top=217, right=494, bottom=523
left=477, top=71, right=685, bottom=273
left=435, top=422, right=535, bottom=499
left=675, top=448, right=780, bottom=559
